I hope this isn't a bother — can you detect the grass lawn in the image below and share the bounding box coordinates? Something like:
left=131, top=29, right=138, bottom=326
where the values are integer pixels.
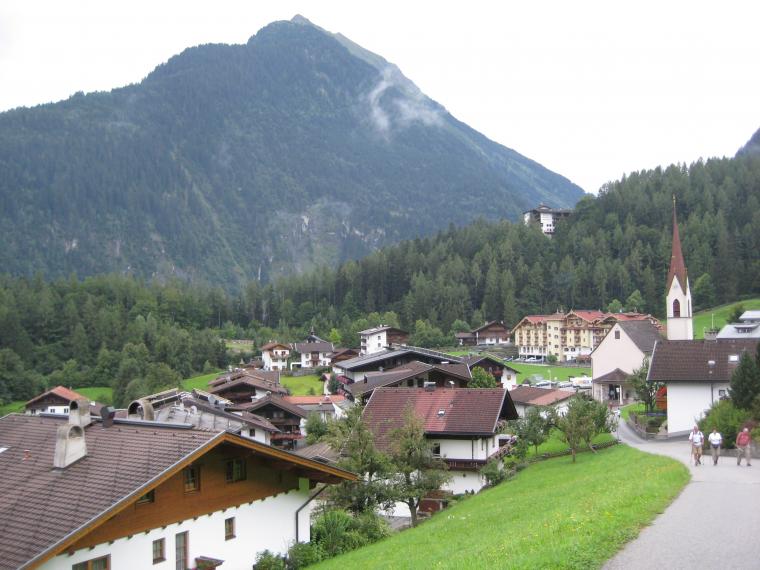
left=526, top=429, right=615, bottom=459
left=620, top=402, right=645, bottom=421
left=689, top=298, right=760, bottom=339
left=509, top=362, right=591, bottom=382
left=226, top=340, right=255, bottom=353
left=314, top=445, right=689, bottom=570
left=181, top=371, right=223, bottom=391
left=281, top=374, right=323, bottom=396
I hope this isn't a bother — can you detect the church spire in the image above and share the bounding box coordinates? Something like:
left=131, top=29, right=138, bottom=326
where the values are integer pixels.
left=666, top=196, right=688, bottom=291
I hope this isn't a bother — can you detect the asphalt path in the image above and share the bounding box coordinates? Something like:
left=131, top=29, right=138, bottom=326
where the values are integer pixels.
left=604, top=421, right=760, bottom=570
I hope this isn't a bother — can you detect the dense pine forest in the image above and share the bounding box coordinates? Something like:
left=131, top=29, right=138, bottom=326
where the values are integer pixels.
left=1, top=146, right=759, bottom=408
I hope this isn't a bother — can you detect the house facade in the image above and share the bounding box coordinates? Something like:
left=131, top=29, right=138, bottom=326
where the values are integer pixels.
left=514, top=310, right=657, bottom=363
left=522, top=204, right=572, bottom=236
left=461, top=355, right=519, bottom=389
left=508, top=385, right=574, bottom=416
left=229, top=396, right=308, bottom=450
left=292, top=336, right=334, bottom=369
left=455, top=321, right=510, bottom=346
left=362, top=387, right=518, bottom=494
left=591, top=320, right=663, bottom=406
left=0, top=404, right=354, bottom=570
left=25, top=386, right=88, bottom=415
left=358, top=326, right=409, bottom=356
left=261, top=342, right=290, bottom=371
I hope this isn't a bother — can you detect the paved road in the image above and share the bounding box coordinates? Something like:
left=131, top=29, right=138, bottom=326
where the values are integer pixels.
left=604, top=422, right=760, bottom=570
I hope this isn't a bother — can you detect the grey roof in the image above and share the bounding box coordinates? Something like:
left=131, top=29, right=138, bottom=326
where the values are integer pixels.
left=336, top=345, right=463, bottom=372
left=293, top=340, right=334, bottom=353
left=740, top=310, right=760, bottom=322
left=618, top=320, right=663, bottom=354
left=295, top=441, right=339, bottom=464
left=462, top=354, right=520, bottom=374
left=358, top=325, right=408, bottom=335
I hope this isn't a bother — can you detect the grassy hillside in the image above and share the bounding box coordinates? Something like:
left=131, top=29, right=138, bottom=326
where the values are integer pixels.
left=0, top=386, right=113, bottom=417
left=314, top=445, right=688, bottom=569
left=690, top=298, right=760, bottom=338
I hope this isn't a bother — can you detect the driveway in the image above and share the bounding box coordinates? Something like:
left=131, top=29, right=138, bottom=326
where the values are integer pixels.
left=604, top=421, right=760, bottom=569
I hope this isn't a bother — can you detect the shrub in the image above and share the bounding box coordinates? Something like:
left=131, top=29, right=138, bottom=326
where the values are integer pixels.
left=480, top=459, right=506, bottom=487
left=353, top=511, right=391, bottom=543
left=311, top=510, right=367, bottom=557
left=287, top=542, right=324, bottom=569
left=254, top=550, right=286, bottom=570
left=698, top=400, right=751, bottom=449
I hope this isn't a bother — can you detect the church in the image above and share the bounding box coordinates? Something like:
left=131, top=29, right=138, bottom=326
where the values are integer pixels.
left=647, top=199, right=758, bottom=435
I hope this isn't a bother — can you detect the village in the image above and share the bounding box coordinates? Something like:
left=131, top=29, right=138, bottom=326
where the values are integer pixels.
left=3, top=203, right=758, bottom=570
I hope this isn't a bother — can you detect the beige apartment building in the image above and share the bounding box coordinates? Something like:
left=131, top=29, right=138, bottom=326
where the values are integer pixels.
left=513, top=310, right=659, bottom=363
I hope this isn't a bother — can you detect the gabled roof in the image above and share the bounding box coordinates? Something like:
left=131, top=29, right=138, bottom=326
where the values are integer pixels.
left=208, top=371, right=287, bottom=396
left=508, top=385, right=575, bottom=406
left=567, top=310, right=607, bottom=323
left=208, top=369, right=281, bottom=388
left=25, top=386, right=86, bottom=408
left=295, top=441, right=339, bottom=464
left=283, top=395, right=345, bottom=405
left=336, top=345, right=463, bottom=372
left=293, top=340, right=334, bottom=353
left=462, top=354, right=520, bottom=374
left=346, top=360, right=471, bottom=398
left=358, top=325, right=408, bottom=336
left=363, top=388, right=517, bottom=452
left=592, top=368, right=631, bottom=384
left=472, top=321, right=509, bottom=333
left=617, top=320, right=663, bottom=354
left=666, top=199, right=688, bottom=292
left=261, top=341, right=290, bottom=351
left=0, top=415, right=355, bottom=570
left=230, top=395, right=308, bottom=418
left=648, top=339, right=758, bottom=383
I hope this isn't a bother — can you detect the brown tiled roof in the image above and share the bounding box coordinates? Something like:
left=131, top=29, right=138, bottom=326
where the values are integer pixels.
left=230, top=395, right=308, bottom=418
left=508, top=385, right=575, bottom=406
left=208, top=369, right=280, bottom=388
left=648, top=339, right=759, bottom=383
left=667, top=200, right=688, bottom=291
left=455, top=332, right=475, bottom=339
left=592, top=368, right=631, bottom=384
left=463, top=354, right=520, bottom=374
left=617, top=320, right=663, bottom=354
left=472, top=320, right=509, bottom=334
left=25, top=386, right=86, bottom=408
left=284, top=395, right=345, bottom=405
left=208, top=373, right=287, bottom=396
left=295, top=441, right=339, bottom=464
left=0, top=415, right=355, bottom=570
left=363, top=388, right=517, bottom=452
left=569, top=310, right=608, bottom=322
left=261, top=341, right=290, bottom=351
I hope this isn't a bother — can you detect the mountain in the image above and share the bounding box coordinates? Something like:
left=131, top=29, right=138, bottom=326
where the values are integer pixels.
left=737, top=127, right=760, bottom=157
left=0, top=16, right=584, bottom=288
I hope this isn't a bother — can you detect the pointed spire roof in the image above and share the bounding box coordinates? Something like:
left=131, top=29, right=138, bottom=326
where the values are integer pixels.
left=666, top=196, right=688, bottom=291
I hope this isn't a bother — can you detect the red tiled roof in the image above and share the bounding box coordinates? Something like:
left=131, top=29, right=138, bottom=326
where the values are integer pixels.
left=25, top=386, right=87, bottom=408
left=569, top=310, right=608, bottom=322
left=363, top=388, right=517, bottom=452
left=508, top=385, right=575, bottom=406
left=261, top=341, right=290, bottom=351
left=667, top=199, right=688, bottom=292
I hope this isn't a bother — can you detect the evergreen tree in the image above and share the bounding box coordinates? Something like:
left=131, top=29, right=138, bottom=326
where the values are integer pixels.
left=730, top=349, right=760, bottom=410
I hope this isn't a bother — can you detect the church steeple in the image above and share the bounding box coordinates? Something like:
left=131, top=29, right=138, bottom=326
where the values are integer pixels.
left=665, top=197, right=693, bottom=340
left=666, top=195, right=688, bottom=292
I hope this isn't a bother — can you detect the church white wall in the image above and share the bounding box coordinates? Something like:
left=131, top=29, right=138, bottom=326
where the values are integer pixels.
left=40, top=484, right=313, bottom=570
left=592, top=325, right=647, bottom=380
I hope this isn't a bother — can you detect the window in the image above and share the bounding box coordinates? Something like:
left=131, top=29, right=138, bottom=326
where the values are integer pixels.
left=432, top=443, right=441, bottom=457
left=137, top=490, right=155, bottom=504
left=152, top=538, right=165, bottom=564
left=63, top=407, right=69, bottom=414
left=226, top=458, right=247, bottom=483
left=672, top=299, right=680, bottom=318
left=183, top=466, right=200, bottom=493
left=614, top=330, right=620, bottom=340
left=175, top=531, right=188, bottom=570
left=72, top=556, right=110, bottom=570
left=225, top=517, right=235, bottom=540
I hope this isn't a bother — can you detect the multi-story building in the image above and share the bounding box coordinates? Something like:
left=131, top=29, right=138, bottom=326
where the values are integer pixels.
left=261, top=342, right=290, bottom=371
left=358, top=325, right=409, bottom=355
left=513, top=310, right=659, bottom=362
left=522, top=204, right=573, bottom=236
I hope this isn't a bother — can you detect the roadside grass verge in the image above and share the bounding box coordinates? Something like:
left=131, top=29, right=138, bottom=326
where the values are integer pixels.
left=690, top=298, right=760, bottom=339
left=620, top=402, right=645, bottom=421
left=313, top=445, right=688, bottom=570
left=526, top=429, right=615, bottom=459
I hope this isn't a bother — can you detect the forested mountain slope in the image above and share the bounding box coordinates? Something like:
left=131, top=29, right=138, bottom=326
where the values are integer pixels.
left=0, top=16, right=583, bottom=287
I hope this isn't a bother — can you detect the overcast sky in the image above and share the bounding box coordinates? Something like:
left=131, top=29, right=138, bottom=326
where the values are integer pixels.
left=1, top=1, right=759, bottom=193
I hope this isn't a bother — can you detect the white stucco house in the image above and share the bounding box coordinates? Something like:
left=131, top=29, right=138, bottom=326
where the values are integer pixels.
left=261, top=341, right=291, bottom=371
left=508, top=385, right=575, bottom=417
left=362, top=387, right=518, bottom=495
left=591, top=320, right=663, bottom=405
left=0, top=401, right=355, bottom=570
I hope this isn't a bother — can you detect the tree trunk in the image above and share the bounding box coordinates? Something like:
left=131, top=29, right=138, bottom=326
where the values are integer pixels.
left=408, top=500, right=418, bottom=527
left=571, top=447, right=576, bottom=463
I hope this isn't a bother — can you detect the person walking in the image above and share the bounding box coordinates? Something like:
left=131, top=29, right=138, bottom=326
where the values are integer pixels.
left=736, top=427, right=752, bottom=467
left=689, top=425, right=704, bottom=466
left=707, top=428, right=722, bottom=465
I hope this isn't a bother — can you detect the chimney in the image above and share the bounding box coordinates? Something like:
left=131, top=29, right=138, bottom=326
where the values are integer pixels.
left=68, top=399, right=91, bottom=427
left=703, top=329, right=718, bottom=341
left=100, top=406, right=116, bottom=428
left=127, top=399, right=155, bottom=421
left=424, top=381, right=436, bottom=392
left=54, top=424, right=87, bottom=469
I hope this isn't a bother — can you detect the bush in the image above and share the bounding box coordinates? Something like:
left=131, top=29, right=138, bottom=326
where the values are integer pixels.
left=287, top=542, right=324, bottom=569
left=698, top=400, right=751, bottom=449
left=254, top=550, right=286, bottom=570
left=311, top=510, right=367, bottom=557
left=480, top=459, right=506, bottom=487
left=353, top=511, right=391, bottom=543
